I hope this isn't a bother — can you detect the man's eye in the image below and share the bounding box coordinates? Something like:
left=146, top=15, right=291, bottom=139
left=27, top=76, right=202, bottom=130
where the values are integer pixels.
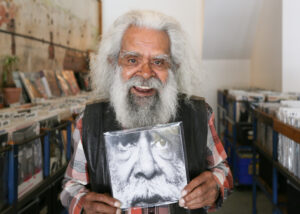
left=128, top=58, right=137, bottom=64
left=153, top=60, right=163, bottom=65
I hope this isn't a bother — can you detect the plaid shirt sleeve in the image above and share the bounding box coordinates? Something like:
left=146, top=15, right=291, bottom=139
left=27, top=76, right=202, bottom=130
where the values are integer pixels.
left=60, top=114, right=90, bottom=214
left=205, top=105, right=233, bottom=212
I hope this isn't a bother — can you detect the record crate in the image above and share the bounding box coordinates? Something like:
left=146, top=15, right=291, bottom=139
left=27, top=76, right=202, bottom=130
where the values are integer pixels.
left=0, top=119, right=73, bottom=214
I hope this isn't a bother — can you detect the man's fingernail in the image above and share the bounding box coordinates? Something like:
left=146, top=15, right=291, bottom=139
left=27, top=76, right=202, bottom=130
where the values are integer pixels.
left=116, top=208, right=121, bottom=214
left=181, top=190, right=187, bottom=197
left=184, top=207, right=188, bottom=209
left=179, top=198, right=185, bottom=207
left=114, top=201, right=121, bottom=208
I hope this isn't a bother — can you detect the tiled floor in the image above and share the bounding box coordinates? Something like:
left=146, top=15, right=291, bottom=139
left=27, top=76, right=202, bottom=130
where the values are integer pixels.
left=213, top=187, right=273, bottom=214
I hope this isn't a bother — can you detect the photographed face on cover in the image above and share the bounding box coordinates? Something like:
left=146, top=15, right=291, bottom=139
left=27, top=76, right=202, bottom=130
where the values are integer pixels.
left=105, top=127, right=187, bottom=209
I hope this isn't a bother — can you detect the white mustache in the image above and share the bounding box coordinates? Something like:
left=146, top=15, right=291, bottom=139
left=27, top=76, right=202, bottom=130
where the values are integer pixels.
left=124, top=76, right=163, bottom=91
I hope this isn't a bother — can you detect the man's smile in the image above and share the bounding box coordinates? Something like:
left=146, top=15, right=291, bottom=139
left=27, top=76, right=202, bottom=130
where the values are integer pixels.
left=131, top=85, right=157, bottom=97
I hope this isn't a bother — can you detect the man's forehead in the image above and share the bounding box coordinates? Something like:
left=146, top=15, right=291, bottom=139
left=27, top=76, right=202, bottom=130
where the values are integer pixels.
left=120, top=25, right=170, bottom=55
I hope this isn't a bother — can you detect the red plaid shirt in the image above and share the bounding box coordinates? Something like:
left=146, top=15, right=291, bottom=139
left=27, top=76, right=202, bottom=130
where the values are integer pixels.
left=60, top=106, right=233, bottom=214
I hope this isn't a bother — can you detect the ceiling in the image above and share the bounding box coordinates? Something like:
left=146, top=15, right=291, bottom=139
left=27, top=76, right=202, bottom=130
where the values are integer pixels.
left=202, top=0, right=262, bottom=59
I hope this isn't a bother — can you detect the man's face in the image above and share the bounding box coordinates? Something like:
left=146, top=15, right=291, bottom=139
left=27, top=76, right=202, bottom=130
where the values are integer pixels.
left=118, top=26, right=171, bottom=98
left=105, top=128, right=187, bottom=208
left=110, top=25, right=178, bottom=129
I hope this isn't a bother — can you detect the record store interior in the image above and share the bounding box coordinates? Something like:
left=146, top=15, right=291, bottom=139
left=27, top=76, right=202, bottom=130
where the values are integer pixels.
left=0, top=0, right=300, bottom=214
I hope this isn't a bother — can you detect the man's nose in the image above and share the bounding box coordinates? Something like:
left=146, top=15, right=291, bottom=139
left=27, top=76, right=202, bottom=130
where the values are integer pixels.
left=138, top=61, right=154, bottom=80
left=135, top=137, right=156, bottom=179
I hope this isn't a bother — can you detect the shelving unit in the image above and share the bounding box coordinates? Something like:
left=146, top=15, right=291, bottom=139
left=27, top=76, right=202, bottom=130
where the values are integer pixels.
left=0, top=120, right=73, bottom=214
left=217, top=90, right=255, bottom=186
left=252, top=109, right=300, bottom=214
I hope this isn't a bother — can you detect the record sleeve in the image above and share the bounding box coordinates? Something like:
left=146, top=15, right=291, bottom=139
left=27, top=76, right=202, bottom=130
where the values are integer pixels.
left=56, top=71, right=72, bottom=96
left=42, top=70, right=61, bottom=97
left=104, top=122, right=188, bottom=209
left=19, top=72, right=43, bottom=101
left=62, top=70, right=80, bottom=95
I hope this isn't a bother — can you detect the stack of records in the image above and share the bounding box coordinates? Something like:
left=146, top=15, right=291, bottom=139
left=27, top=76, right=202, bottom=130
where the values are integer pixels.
left=12, top=122, right=43, bottom=198
left=39, top=116, right=67, bottom=175
left=277, top=101, right=300, bottom=179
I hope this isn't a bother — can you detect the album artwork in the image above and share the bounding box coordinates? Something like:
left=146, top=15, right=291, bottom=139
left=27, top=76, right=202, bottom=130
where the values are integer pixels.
left=62, top=70, right=80, bottom=95
left=56, top=71, right=72, bottom=96
left=19, top=72, right=43, bottom=101
left=13, top=71, right=30, bottom=103
left=42, top=70, right=61, bottom=97
left=104, top=122, right=188, bottom=209
left=74, top=72, right=90, bottom=91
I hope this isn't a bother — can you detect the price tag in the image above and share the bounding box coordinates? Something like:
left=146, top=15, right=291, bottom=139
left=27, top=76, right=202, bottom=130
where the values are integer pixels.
left=2, top=120, right=10, bottom=127
left=26, top=112, right=38, bottom=120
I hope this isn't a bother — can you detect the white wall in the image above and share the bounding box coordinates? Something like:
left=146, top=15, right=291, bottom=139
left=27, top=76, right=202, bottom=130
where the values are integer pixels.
left=201, top=60, right=251, bottom=113
left=250, top=0, right=282, bottom=91
left=282, top=1, right=300, bottom=93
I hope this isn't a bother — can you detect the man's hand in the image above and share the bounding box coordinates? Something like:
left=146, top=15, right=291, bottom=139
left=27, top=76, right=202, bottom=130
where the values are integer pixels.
left=179, top=171, right=219, bottom=209
left=81, top=192, right=122, bottom=214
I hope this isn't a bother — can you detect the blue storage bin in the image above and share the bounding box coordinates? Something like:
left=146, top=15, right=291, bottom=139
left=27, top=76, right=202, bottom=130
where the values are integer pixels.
left=236, top=152, right=258, bottom=185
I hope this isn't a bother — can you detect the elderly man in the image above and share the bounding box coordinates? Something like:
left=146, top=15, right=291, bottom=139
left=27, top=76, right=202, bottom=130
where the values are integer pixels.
left=60, top=10, right=233, bottom=214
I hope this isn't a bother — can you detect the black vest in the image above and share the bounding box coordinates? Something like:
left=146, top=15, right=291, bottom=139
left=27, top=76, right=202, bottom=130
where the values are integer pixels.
left=82, top=96, right=208, bottom=214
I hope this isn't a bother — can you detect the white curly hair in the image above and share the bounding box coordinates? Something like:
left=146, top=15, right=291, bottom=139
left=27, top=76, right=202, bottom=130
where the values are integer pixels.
left=90, top=10, right=201, bottom=98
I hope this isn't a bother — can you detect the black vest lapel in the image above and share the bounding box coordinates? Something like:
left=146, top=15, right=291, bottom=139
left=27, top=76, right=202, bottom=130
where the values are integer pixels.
left=82, top=102, right=121, bottom=193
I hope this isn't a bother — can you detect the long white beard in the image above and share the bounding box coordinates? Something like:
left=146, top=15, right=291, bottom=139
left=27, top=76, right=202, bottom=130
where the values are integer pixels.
left=109, top=67, right=178, bottom=128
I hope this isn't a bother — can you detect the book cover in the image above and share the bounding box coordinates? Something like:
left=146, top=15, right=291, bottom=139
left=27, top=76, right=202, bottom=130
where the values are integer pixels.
left=104, top=122, right=188, bottom=209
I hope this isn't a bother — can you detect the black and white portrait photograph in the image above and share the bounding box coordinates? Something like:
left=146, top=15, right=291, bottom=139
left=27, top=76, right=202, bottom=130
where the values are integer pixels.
left=104, top=122, right=188, bottom=209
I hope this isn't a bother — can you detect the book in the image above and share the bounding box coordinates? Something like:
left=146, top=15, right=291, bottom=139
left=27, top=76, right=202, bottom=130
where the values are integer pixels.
left=104, top=122, right=188, bottom=209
